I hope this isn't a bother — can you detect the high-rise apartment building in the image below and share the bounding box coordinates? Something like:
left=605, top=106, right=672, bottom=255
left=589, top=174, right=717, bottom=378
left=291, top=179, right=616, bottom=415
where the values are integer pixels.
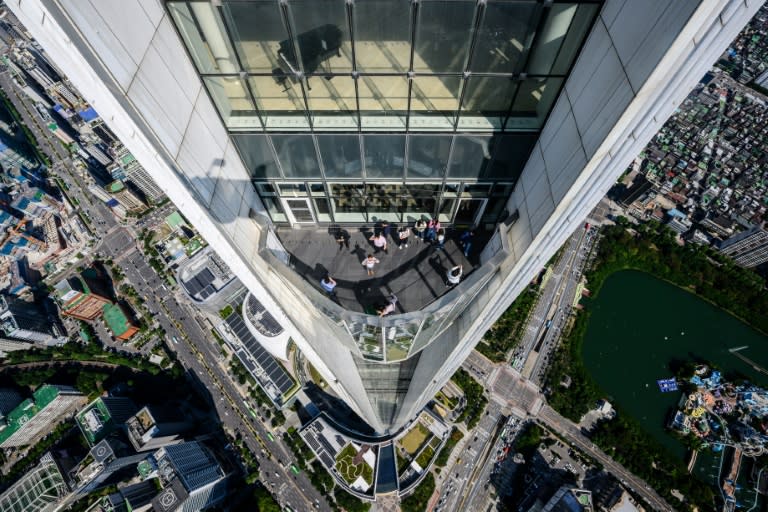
left=126, top=405, right=192, bottom=452
left=110, top=142, right=166, bottom=202
left=0, top=384, right=85, bottom=448
left=150, top=441, right=229, bottom=512
left=718, top=225, right=768, bottom=268
left=0, top=294, right=67, bottom=345
left=8, top=0, right=759, bottom=435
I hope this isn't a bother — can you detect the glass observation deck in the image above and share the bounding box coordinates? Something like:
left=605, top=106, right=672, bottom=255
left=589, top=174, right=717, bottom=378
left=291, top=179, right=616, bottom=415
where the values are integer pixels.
left=275, top=225, right=487, bottom=314
left=247, top=215, right=514, bottom=365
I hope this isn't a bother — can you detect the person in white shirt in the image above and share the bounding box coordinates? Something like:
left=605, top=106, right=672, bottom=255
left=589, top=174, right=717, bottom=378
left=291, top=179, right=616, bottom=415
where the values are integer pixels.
left=398, top=226, right=410, bottom=249
left=446, top=265, right=462, bottom=287
left=362, top=254, right=380, bottom=276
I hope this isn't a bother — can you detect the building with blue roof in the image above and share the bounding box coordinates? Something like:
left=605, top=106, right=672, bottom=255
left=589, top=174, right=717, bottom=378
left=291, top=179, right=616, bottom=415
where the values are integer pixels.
left=77, top=107, right=98, bottom=122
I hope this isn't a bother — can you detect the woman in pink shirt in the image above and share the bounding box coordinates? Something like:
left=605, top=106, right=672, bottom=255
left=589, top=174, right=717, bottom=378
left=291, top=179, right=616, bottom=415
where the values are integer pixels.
left=369, top=233, right=388, bottom=254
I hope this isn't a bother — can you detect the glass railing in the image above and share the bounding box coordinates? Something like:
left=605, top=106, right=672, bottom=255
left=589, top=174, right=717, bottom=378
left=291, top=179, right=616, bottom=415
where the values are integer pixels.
left=247, top=215, right=515, bottom=364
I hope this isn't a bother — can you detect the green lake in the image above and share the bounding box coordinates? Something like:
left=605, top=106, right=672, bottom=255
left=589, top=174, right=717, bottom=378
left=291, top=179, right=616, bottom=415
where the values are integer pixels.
left=581, top=270, right=768, bottom=460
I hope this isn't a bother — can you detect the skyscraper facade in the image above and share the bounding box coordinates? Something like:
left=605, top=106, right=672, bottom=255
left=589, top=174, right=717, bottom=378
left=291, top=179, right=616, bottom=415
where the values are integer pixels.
left=8, top=0, right=760, bottom=434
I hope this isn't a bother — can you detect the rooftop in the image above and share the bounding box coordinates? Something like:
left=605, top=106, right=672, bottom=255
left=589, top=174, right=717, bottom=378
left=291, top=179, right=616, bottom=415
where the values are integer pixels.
left=102, top=303, right=134, bottom=339
left=165, top=211, right=186, bottom=230
left=0, top=385, right=64, bottom=444
left=75, top=397, right=113, bottom=445
left=178, top=247, right=235, bottom=302
left=276, top=226, right=483, bottom=314
left=107, top=181, right=124, bottom=193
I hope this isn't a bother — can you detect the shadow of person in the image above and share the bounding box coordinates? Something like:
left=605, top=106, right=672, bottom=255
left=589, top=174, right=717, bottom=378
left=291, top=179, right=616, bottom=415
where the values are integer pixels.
left=351, top=242, right=367, bottom=263
left=428, top=253, right=449, bottom=278
left=313, top=263, right=329, bottom=280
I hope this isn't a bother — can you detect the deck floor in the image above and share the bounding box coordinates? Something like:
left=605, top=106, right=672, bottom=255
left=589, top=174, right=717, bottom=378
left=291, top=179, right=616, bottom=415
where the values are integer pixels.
left=276, top=227, right=479, bottom=314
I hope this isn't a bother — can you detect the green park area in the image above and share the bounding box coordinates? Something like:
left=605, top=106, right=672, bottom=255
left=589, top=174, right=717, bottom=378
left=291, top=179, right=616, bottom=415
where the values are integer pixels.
left=399, top=422, right=430, bottom=456
left=434, top=390, right=458, bottom=411
left=334, top=443, right=373, bottom=486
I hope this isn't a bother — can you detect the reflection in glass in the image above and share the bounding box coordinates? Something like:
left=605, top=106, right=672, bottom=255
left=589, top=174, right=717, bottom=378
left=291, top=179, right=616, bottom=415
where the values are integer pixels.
left=331, top=184, right=366, bottom=222
left=254, top=182, right=277, bottom=195
left=414, top=0, right=475, bottom=73
left=222, top=1, right=288, bottom=73
left=353, top=0, right=412, bottom=73
left=358, top=75, right=408, bottom=130
left=331, top=184, right=364, bottom=196
left=508, top=78, right=563, bottom=129
left=309, top=183, right=326, bottom=196
left=169, top=2, right=238, bottom=74
left=438, top=198, right=456, bottom=222
left=232, top=135, right=280, bottom=178
left=277, top=183, right=307, bottom=196
left=462, top=184, right=492, bottom=197
left=285, top=198, right=315, bottom=222
left=409, top=76, right=461, bottom=130
left=364, top=135, right=405, bottom=179
left=306, top=75, right=358, bottom=129
left=407, top=136, right=450, bottom=179
left=458, top=76, right=517, bottom=130
left=204, top=77, right=261, bottom=129
left=314, top=197, right=332, bottom=222
left=482, top=196, right=507, bottom=224
left=455, top=198, right=485, bottom=225
left=248, top=76, right=307, bottom=129
left=318, top=135, right=362, bottom=178
left=261, top=196, right=287, bottom=222
left=272, top=134, right=321, bottom=178
left=448, top=135, right=492, bottom=178
left=285, top=0, right=352, bottom=74
left=402, top=185, right=439, bottom=222
left=549, top=4, right=599, bottom=75
left=483, top=134, right=537, bottom=180
left=366, top=188, right=401, bottom=223
left=385, top=318, right=421, bottom=361
left=526, top=3, right=577, bottom=75
left=443, top=183, right=460, bottom=197
left=470, top=1, right=539, bottom=74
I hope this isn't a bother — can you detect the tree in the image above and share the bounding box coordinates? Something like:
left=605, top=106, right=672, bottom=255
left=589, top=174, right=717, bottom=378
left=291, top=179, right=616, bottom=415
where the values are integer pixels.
left=252, top=486, right=280, bottom=512
left=334, top=489, right=371, bottom=512
left=400, top=472, right=435, bottom=512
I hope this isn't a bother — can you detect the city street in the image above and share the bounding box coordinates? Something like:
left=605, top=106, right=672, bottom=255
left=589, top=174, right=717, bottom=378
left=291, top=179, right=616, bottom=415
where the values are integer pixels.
left=34, top=132, right=332, bottom=510
left=537, top=405, right=673, bottom=511
left=433, top=400, right=504, bottom=512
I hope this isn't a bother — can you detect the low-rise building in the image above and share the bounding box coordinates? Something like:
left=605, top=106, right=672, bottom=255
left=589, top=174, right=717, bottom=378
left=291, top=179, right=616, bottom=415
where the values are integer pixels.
left=53, top=276, right=111, bottom=321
